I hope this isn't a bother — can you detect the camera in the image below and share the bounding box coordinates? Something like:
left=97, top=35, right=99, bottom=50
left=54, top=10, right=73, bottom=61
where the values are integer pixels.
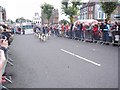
left=0, top=35, right=7, bottom=40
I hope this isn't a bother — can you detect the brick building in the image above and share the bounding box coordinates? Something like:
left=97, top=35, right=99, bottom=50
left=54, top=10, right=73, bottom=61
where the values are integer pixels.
left=80, top=1, right=119, bottom=21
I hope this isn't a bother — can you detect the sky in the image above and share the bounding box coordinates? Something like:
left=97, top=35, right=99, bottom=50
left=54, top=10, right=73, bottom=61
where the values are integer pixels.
left=0, top=0, right=89, bottom=21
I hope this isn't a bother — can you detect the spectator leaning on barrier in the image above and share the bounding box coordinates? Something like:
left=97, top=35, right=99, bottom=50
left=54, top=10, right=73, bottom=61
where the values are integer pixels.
left=79, top=23, right=83, bottom=40
left=74, top=23, right=78, bottom=39
left=0, top=49, right=6, bottom=84
left=99, top=22, right=104, bottom=42
left=108, top=22, right=113, bottom=43
left=65, top=23, right=69, bottom=37
left=69, top=23, right=74, bottom=39
left=0, top=33, right=8, bottom=84
left=82, top=23, right=86, bottom=40
left=102, top=20, right=110, bottom=44
left=0, top=34, right=8, bottom=60
left=92, top=24, right=99, bottom=41
left=88, top=23, right=93, bottom=41
left=76, top=22, right=81, bottom=40
left=61, top=24, right=65, bottom=37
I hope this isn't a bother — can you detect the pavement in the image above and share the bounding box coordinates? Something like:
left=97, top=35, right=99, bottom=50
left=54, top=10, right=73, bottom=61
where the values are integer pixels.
left=5, top=34, right=118, bottom=88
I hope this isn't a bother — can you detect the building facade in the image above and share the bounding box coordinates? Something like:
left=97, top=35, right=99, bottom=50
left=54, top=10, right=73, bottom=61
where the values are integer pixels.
left=94, top=3, right=106, bottom=21
left=33, top=12, right=41, bottom=26
left=111, top=4, right=120, bottom=21
left=80, top=1, right=119, bottom=21
left=87, top=2, right=95, bottom=19
left=0, top=6, right=6, bottom=22
left=80, top=3, right=88, bottom=20
left=80, top=2, right=106, bottom=21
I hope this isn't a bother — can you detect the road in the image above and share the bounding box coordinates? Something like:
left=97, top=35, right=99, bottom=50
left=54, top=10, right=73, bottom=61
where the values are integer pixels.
left=5, top=34, right=118, bottom=88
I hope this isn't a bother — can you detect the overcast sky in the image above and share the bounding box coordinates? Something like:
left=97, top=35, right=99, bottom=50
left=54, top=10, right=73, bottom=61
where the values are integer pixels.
left=0, top=0, right=89, bottom=21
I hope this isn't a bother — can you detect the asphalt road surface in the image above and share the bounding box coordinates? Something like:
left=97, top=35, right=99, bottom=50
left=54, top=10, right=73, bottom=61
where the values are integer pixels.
left=5, top=34, right=118, bottom=88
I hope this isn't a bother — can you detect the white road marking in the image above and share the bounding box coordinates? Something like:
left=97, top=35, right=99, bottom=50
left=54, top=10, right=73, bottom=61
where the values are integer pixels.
left=61, top=49, right=101, bottom=67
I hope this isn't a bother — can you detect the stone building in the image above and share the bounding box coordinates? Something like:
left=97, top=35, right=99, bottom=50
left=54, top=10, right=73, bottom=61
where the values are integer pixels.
left=0, top=6, right=6, bottom=22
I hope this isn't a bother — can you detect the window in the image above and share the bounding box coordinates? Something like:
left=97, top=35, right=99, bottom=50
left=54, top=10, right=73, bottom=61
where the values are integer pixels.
left=89, top=7, right=91, bottom=11
left=91, top=6, right=93, bottom=11
left=103, top=13, right=107, bottom=19
left=85, top=13, right=87, bottom=19
left=105, top=14, right=107, bottom=19
left=91, top=14, right=93, bottom=19
left=22, top=25, right=33, bottom=30
left=89, top=14, right=93, bottom=19
left=98, top=11, right=102, bottom=19
left=89, top=14, right=90, bottom=19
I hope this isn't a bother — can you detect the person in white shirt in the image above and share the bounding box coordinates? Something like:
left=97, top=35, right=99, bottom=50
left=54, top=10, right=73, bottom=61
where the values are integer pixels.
left=0, top=49, right=6, bottom=84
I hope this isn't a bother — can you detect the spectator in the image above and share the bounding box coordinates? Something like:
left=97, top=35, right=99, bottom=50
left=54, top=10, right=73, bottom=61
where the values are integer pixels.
left=0, top=49, right=6, bottom=84
left=76, top=22, right=81, bottom=40
left=61, top=24, right=65, bottom=37
left=82, top=23, right=86, bottom=40
left=74, top=23, right=78, bottom=39
left=65, top=23, right=69, bottom=37
left=69, top=23, right=74, bottom=39
left=22, top=29, right=25, bottom=35
left=1, top=28, right=12, bottom=45
left=92, top=24, right=99, bottom=41
left=102, top=20, right=110, bottom=44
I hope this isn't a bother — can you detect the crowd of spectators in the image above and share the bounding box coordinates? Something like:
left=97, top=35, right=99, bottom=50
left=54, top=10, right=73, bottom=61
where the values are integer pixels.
left=0, top=23, right=14, bottom=90
left=45, top=20, right=120, bottom=45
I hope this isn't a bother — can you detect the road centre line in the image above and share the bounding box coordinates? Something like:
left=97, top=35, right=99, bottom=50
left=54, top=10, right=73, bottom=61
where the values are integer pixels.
left=61, top=49, right=101, bottom=67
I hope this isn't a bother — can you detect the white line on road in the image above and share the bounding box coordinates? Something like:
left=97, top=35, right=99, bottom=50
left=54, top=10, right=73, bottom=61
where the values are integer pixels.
left=61, top=49, right=101, bottom=67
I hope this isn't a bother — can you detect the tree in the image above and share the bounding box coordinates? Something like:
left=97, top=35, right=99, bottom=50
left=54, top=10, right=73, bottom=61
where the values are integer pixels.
left=41, top=3, right=54, bottom=25
left=15, top=17, right=26, bottom=23
left=61, top=0, right=81, bottom=23
left=15, top=17, right=32, bottom=23
left=100, top=1, right=118, bottom=20
left=7, top=19, right=14, bottom=24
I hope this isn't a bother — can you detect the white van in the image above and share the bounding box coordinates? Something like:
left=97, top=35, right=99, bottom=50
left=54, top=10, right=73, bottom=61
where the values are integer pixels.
left=21, top=25, right=34, bottom=34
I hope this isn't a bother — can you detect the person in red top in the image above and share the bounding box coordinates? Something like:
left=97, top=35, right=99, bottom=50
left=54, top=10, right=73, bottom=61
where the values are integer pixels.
left=92, top=24, right=99, bottom=41
left=93, top=24, right=98, bottom=32
left=82, top=25, right=86, bottom=31
left=65, top=23, right=69, bottom=37
left=66, top=24, right=69, bottom=31
left=61, top=24, right=65, bottom=37
left=81, top=23, right=86, bottom=40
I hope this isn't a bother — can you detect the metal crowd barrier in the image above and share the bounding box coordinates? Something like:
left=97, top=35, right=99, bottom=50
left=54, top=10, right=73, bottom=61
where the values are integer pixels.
left=59, top=29, right=119, bottom=46
left=0, top=41, right=14, bottom=90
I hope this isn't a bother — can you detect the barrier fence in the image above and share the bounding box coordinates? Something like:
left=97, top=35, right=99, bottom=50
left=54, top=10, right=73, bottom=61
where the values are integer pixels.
left=0, top=25, right=14, bottom=90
